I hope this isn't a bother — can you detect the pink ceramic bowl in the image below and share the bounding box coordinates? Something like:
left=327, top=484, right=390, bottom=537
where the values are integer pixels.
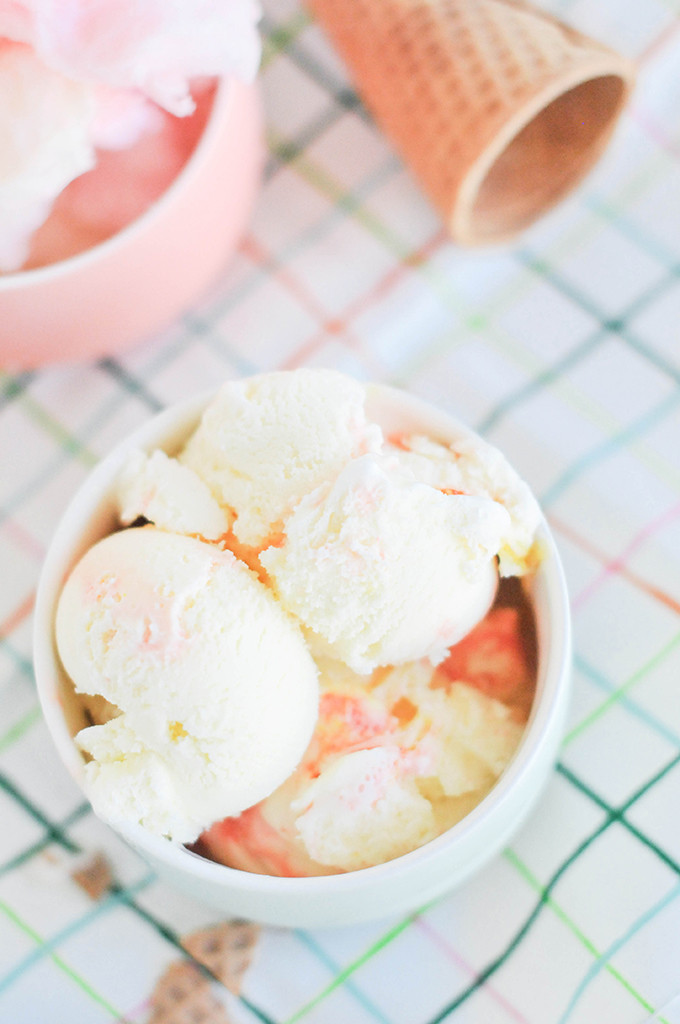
left=0, top=78, right=263, bottom=369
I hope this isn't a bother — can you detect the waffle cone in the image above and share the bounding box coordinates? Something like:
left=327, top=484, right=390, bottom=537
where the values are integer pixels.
left=306, top=0, right=636, bottom=244
left=181, top=921, right=260, bottom=994
left=148, top=962, right=230, bottom=1024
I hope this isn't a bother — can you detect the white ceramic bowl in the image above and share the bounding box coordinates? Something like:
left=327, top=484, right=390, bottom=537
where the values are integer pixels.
left=34, top=384, right=571, bottom=928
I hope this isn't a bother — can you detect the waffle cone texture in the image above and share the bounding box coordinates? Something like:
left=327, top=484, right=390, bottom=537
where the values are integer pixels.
left=307, top=0, right=636, bottom=244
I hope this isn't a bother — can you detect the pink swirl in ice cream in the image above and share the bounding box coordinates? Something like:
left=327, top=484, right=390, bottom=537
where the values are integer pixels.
left=197, top=602, right=534, bottom=874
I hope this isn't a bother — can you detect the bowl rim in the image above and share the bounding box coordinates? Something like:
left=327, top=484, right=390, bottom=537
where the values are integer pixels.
left=0, top=76, right=235, bottom=291
left=34, top=381, right=572, bottom=895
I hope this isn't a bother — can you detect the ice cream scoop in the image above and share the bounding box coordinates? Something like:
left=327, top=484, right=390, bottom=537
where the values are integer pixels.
left=179, top=369, right=383, bottom=547
left=260, top=452, right=506, bottom=672
left=116, top=448, right=232, bottom=540
left=55, top=525, right=319, bottom=843
left=387, top=433, right=541, bottom=576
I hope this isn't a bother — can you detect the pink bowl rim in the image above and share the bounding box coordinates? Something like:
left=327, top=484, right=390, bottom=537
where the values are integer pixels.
left=0, top=76, right=238, bottom=292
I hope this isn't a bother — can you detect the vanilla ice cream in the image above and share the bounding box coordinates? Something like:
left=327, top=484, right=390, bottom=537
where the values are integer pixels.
left=259, top=453, right=506, bottom=672
left=116, top=448, right=232, bottom=541
left=55, top=368, right=542, bottom=866
left=386, top=433, right=541, bottom=576
left=180, top=369, right=383, bottom=546
left=199, top=640, right=526, bottom=874
left=56, top=526, right=319, bottom=843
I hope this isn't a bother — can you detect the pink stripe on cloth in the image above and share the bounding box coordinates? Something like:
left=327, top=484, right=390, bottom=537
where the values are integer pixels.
left=572, top=500, right=680, bottom=613
left=414, top=917, right=532, bottom=1024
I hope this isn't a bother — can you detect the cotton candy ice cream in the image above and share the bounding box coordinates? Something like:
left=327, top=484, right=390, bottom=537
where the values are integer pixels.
left=24, top=84, right=214, bottom=270
left=0, top=0, right=262, bottom=117
left=0, top=0, right=263, bottom=270
left=0, top=41, right=96, bottom=271
left=55, top=526, right=319, bottom=843
left=55, top=369, right=542, bottom=866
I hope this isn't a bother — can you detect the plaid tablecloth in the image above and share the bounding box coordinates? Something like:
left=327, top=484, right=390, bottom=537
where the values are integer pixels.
left=2, top=1, right=680, bottom=1021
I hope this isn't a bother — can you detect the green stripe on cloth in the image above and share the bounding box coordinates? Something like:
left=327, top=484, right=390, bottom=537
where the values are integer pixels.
left=506, top=851, right=669, bottom=1023
left=261, top=11, right=312, bottom=70
left=282, top=914, right=417, bottom=1024
left=0, top=901, right=126, bottom=1020
left=565, top=633, right=680, bottom=746
left=0, top=707, right=41, bottom=756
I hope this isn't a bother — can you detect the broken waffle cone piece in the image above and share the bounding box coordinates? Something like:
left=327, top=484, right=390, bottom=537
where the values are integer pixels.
left=70, top=851, right=113, bottom=900
left=148, top=961, right=231, bottom=1024
left=181, top=921, right=260, bottom=994
left=306, top=0, right=636, bottom=244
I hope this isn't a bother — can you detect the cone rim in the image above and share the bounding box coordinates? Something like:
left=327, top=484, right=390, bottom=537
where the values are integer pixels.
left=450, top=52, right=637, bottom=245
